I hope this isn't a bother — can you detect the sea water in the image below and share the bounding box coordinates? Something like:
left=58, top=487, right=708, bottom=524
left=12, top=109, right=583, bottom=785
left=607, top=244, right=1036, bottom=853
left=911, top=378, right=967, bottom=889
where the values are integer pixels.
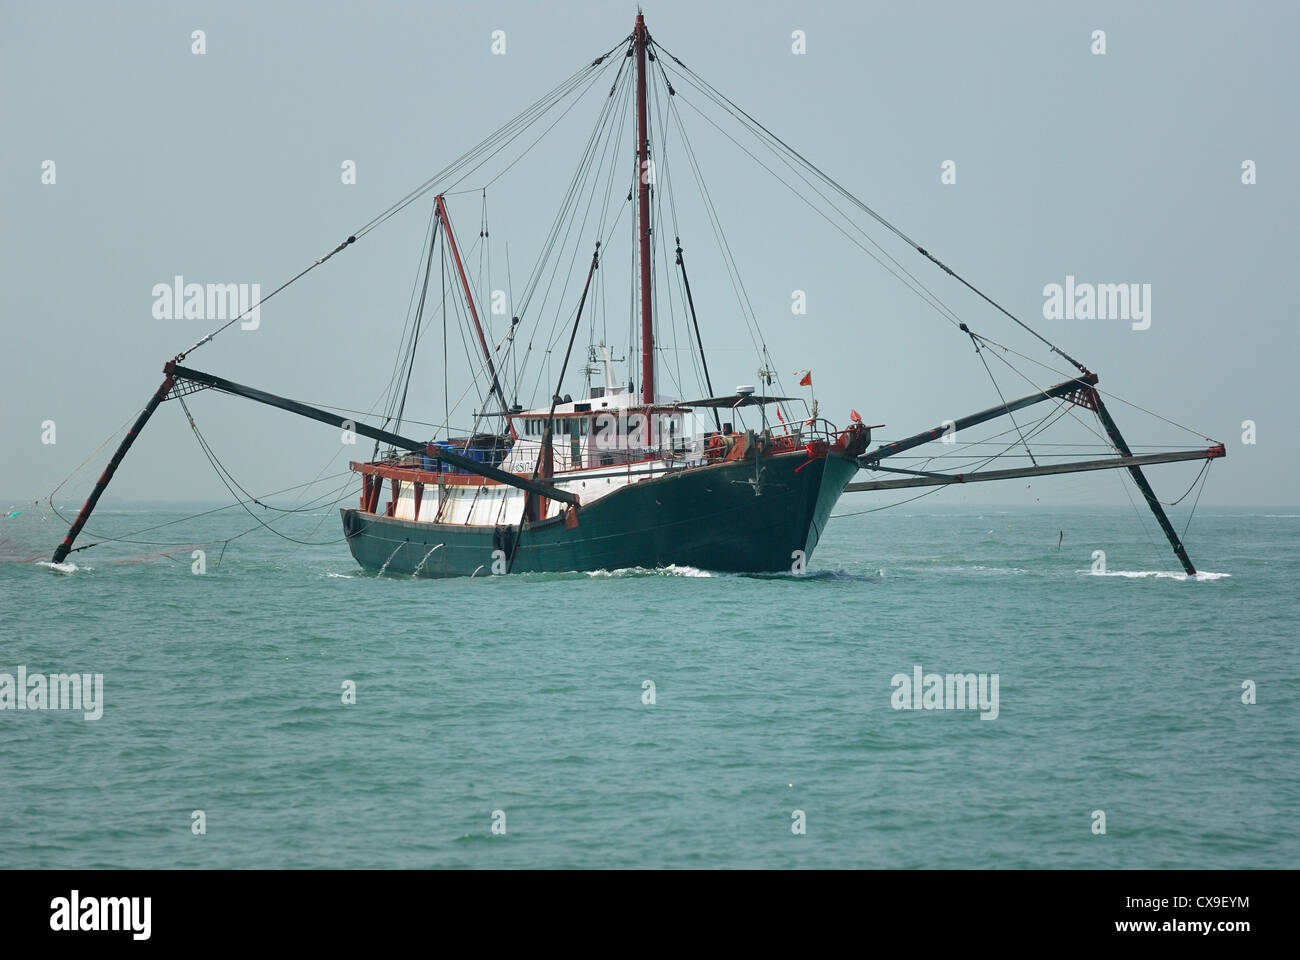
left=0, top=503, right=1294, bottom=868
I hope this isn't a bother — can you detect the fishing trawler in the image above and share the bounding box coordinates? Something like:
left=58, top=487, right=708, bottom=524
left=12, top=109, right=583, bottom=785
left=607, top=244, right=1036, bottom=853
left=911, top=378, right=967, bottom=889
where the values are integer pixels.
left=50, top=12, right=1224, bottom=578
left=343, top=372, right=869, bottom=577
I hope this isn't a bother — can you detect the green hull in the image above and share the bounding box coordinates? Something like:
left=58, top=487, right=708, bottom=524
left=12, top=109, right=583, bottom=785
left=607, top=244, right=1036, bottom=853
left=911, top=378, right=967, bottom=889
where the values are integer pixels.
left=340, top=450, right=859, bottom=577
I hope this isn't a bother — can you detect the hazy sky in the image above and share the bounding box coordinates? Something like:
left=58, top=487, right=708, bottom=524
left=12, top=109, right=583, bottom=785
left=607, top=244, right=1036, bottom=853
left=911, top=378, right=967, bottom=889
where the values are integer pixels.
left=3, top=0, right=1296, bottom=512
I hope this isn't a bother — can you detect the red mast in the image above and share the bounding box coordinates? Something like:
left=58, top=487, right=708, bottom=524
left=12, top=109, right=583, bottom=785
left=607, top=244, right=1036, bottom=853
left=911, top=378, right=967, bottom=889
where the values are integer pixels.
left=635, top=12, right=654, bottom=406
left=436, top=193, right=515, bottom=439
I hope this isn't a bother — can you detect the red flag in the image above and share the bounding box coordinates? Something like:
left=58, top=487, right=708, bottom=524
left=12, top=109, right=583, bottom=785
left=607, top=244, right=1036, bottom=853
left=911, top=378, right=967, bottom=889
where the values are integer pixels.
left=799, top=371, right=812, bottom=387
left=850, top=409, right=862, bottom=423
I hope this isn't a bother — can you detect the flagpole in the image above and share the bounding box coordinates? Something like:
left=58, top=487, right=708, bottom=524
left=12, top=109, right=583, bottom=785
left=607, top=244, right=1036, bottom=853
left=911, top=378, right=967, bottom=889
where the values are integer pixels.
left=797, top=370, right=817, bottom=428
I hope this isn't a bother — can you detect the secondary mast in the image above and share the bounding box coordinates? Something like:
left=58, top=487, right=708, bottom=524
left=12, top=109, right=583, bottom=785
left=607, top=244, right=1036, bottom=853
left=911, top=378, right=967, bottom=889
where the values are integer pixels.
left=435, top=194, right=515, bottom=439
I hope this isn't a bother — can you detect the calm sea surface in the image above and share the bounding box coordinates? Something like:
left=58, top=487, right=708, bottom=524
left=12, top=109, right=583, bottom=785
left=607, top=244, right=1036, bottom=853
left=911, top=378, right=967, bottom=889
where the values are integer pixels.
left=1, top=503, right=1295, bottom=868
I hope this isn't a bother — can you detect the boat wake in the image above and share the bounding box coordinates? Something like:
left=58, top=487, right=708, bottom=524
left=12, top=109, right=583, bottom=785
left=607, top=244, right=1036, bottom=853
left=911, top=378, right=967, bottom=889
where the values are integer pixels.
left=745, top=568, right=883, bottom=582
left=1081, top=569, right=1230, bottom=581
left=929, top=564, right=1030, bottom=577
left=584, top=565, right=885, bottom=582
left=586, top=564, right=714, bottom=578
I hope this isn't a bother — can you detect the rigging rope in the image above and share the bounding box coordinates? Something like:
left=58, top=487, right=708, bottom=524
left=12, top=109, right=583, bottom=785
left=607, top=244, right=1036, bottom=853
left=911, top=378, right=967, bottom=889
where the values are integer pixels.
left=964, top=325, right=1037, bottom=466
left=173, top=40, right=626, bottom=365
left=651, top=38, right=1088, bottom=373
left=1181, top=462, right=1211, bottom=540
left=177, top=396, right=355, bottom=546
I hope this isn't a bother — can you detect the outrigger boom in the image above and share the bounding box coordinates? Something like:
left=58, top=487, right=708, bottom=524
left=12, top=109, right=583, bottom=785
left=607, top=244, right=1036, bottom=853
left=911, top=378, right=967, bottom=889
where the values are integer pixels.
left=50, top=360, right=579, bottom=565
left=854, top=372, right=1224, bottom=576
left=860, top=373, right=1101, bottom=465
left=848, top=448, right=1225, bottom=492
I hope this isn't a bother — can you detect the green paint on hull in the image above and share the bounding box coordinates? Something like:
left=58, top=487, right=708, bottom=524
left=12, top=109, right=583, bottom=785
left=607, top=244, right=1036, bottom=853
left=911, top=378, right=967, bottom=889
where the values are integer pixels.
left=340, top=451, right=859, bottom=577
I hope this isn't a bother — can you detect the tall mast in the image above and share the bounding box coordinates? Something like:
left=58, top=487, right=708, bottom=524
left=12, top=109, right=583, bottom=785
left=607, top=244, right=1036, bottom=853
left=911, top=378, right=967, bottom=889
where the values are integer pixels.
left=635, top=12, right=654, bottom=405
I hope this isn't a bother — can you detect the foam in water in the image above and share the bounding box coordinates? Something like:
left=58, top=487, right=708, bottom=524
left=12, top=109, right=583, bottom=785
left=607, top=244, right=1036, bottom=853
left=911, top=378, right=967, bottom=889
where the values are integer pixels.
left=586, top=564, right=714, bottom=578
left=37, top=561, right=82, bottom=574
left=1082, top=569, right=1230, bottom=581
